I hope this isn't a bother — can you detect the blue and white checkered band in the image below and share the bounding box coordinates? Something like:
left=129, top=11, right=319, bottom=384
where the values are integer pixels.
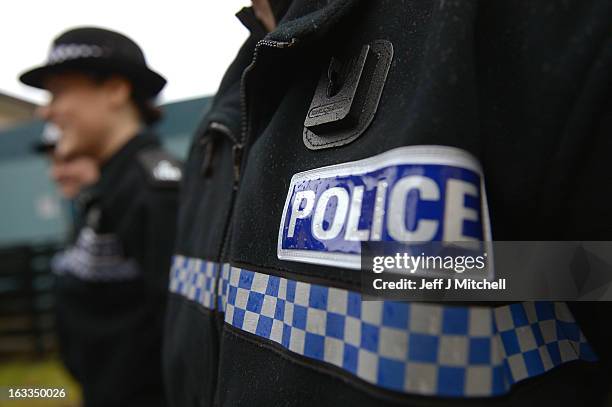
left=169, top=256, right=223, bottom=309
left=224, top=268, right=596, bottom=397
left=277, top=146, right=491, bottom=270
left=169, top=256, right=232, bottom=310
left=47, top=44, right=105, bottom=65
left=218, top=263, right=231, bottom=311
left=51, top=227, right=140, bottom=281
left=167, top=256, right=596, bottom=398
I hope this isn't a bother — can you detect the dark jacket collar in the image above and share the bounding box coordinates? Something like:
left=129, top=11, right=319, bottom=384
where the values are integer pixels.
left=268, top=0, right=359, bottom=44
left=85, top=130, right=160, bottom=202
left=198, top=3, right=299, bottom=141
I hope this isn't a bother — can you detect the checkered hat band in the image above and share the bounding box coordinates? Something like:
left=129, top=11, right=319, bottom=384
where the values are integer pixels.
left=169, top=256, right=597, bottom=397
left=47, top=44, right=105, bottom=64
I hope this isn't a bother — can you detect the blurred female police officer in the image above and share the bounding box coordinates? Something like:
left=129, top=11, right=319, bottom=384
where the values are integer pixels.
left=20, top=27, right=182, bottom=407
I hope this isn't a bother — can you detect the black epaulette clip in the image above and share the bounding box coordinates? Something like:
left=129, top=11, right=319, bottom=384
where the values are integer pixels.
left=303, top=40, right=393, bottom=150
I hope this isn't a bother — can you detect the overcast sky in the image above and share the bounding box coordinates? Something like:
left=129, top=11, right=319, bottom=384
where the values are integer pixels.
left=0, top=1, right=252, bottom=105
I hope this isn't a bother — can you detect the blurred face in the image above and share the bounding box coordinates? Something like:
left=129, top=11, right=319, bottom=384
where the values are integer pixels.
left=49, top=154, right=99, bottom=199
left=38, top=72, right=129, bottom=160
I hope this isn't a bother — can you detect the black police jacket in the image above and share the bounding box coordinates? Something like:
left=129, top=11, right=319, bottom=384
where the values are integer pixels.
left=162, top=26, right=266, bottom=407
left=166, top=1, right=612, bottom=406
left=53, top=131, right=181, bottom=407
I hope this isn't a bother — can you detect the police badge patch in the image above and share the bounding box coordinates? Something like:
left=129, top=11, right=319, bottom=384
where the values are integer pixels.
left=277, top=146, right=492, bottom=269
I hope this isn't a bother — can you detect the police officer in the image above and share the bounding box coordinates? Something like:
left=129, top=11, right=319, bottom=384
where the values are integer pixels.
left=20, top=27, right=182, bottom=407
left=162, top=2, right=289, bottom=405
left=166, top=1, right=612, bottom=406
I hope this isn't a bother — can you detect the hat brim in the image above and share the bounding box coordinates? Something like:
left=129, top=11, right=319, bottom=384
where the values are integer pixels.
left=19, top=57, right=166, bottom=98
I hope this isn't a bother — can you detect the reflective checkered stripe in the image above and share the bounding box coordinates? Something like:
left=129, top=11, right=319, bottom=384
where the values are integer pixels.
left=217, top=264, right=231, bottom=311
left=224, top=267, right=597, bottom=398
left=168, top=257, right=596, bottom=397
left=169, top=256, right=219, bottom=309
left=48, top=44, right=105, bottom=64
left=52, top=227, right=140, bottom=281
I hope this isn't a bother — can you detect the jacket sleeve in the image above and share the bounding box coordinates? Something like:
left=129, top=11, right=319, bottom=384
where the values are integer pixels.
left=139, top=185, right=180, bottom=297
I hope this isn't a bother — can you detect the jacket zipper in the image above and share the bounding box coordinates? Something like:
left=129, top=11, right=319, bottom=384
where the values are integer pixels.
left=216, top=37, right=297, bottom=267
left=213, top=37, right=299, bottom=407
left=234, top=38, right=297, bottom=188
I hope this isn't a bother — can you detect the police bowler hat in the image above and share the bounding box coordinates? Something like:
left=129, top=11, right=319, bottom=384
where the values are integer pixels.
left=20, top=27, right=166, bottom=98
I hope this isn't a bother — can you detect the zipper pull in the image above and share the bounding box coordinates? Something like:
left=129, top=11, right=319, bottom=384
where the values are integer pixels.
left=201, top=121, right=239, bottom=177
left=199, top=135, right=215, bottom=177
left=232, top=143, right=244, bottom=188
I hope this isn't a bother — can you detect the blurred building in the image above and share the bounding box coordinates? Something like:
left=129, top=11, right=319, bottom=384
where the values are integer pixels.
left=0, top=92, right=38, bottom=130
